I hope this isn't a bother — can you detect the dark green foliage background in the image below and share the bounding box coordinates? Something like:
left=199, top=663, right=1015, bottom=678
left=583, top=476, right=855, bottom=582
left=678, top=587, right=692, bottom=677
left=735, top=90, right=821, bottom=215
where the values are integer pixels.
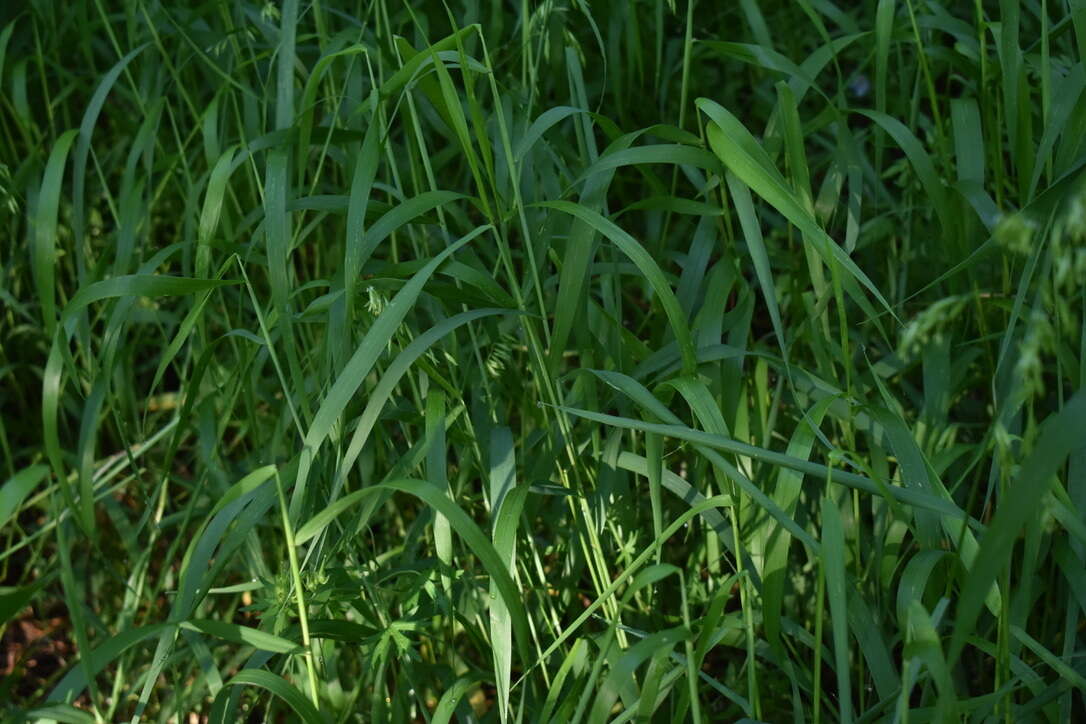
left=2, top=1, right=1085, bottom=721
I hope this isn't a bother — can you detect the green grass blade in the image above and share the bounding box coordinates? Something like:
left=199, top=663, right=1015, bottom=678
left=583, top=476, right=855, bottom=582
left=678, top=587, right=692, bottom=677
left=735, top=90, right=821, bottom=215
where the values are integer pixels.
left=0, top=464, right=48, bottom=529
left=180, top=619, right=303, bottom=655
left=383, top=478, right=532, bottom=667
left=821, top=496, right=853, bottom=723
left=47, top=624, right=172, bottom=704
left=763, top=397, right=833, bottom=651
left=588, top=626, right=691, bottom=724
left=32, top=128, right=79, bottom=337
left=536, top=200, right=697, bottom=375
left=554, top=403, right=964, bottom=519
left=698, top=99, right=900, bottom=324
left=431, top=677, right=481, bottom=724
left=291, top=228, right=481, bottom=519
left=853, top=109, right=952, bottom=231
left=332, top=308, right=512, bottom=497
left=950, top=390, right=1086, bottom=664
left=726, top=171, right=788, bottom=362
left=212, top=669, right=324, bottom=724
left=489, top=427, right=526, bottom=723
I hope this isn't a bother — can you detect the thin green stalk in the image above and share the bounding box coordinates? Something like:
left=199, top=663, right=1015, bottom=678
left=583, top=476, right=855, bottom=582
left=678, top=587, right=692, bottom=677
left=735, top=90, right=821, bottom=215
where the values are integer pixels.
left=273, top=469, right=320, bottom=708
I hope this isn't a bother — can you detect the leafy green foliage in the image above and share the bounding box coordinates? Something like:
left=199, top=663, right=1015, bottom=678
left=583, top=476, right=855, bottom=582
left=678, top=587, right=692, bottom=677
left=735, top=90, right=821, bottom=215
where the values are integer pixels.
left=2, top=1, right=1085, bottom=721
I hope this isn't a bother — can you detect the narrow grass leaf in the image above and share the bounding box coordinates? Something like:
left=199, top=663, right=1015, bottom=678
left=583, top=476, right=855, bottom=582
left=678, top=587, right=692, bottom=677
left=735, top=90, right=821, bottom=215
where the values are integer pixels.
left=72, top=44, right=147, bottom=268
left=903, top=601, right=956, bottom=717
left=181, top=619, right=303, bottom=654
left=291, top=229, right=481, bottom=518
left=332, top=308, right=512, bottom=497
left=490, top=458, right=527, bottom=723
left=381, top=478, right=531, bottom=665
left=1010, top=625, right=1086, bottom=692
left=536, top=201, right=697, bottom=375
left=515, top=106, right=588, bottom=161
left=853, top=109, right=952, bottom=230
left=426, top=389, right=454, bottom=587
left=32, top=129, right=80, bottom=337
left=212, top=669, right=324, bottom=724
left=555, top=403, right=963, bottom=518
left=951, top=98, right=985, bottom=185
left=0, top=573, right=55, bottom=626
left=726, top=171, right=787, bottom=361
left=60, top=275, right=238, bottom=329
left=538, top=638, right=588, bottom=724
left=0, top=464, right=48, bottom=529
left=616, top=451, right=734, bottom=551
left=698, top=99, right=899, bottom=323
left=295, top=486, right=382, bottom=545
left=432, top=677, right=481, bottom=724
left=19, top=704, right=95, bottom=724
left=587, top=626, right=691, bottom=724
left=47, top=624, right=172, bottom=703
left=821, top=497, right=853, bottom=723
left=763, top=397, right=833, bottom=650
left=574, top=145, right=724, bottom=186
left=950, top=390, right=1086, bottom=663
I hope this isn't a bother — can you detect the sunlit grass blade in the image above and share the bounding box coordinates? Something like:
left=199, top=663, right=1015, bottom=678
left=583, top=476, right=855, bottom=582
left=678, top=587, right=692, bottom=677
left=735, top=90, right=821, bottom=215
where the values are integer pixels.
left=698, top=99, right=900, bottom=324
left=180, top=619, right=303, bottom=655
left=489, top=427, right=525, bottom=723
left=290, top=229, right=481, bottom=519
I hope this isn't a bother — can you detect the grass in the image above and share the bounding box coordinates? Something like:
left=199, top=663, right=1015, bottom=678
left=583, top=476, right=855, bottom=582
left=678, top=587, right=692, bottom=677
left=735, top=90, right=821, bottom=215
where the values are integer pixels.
left=1, top=0, right=1085, bottom=721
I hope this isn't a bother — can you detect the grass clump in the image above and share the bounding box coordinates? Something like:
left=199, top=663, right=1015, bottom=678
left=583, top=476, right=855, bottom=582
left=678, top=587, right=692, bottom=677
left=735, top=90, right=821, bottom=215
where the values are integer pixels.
left=2, top=1, right=1085, bottom=721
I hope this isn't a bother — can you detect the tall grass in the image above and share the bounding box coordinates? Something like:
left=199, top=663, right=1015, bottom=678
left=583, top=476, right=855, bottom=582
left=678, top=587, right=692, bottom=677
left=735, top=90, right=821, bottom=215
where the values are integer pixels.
left=2, top=1, right=1085, bottom=721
